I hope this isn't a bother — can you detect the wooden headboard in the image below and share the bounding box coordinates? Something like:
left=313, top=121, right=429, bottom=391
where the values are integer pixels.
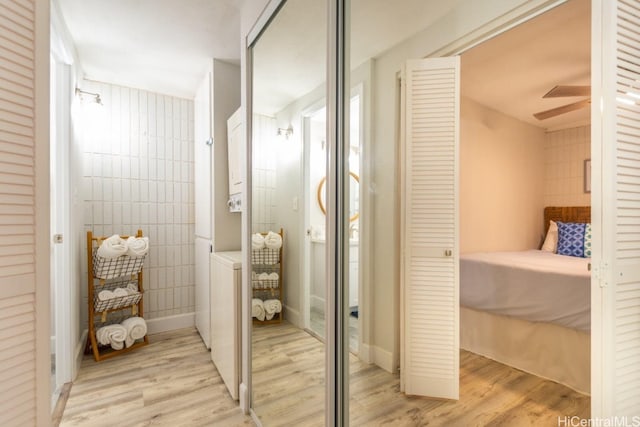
left=544, top=206, right=591, bottom=233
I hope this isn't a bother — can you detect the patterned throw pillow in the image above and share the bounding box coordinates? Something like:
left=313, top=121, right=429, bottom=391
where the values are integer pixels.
left=583, top=223, right=592, bottom=258
left=556, top=221, right=586, bottom=258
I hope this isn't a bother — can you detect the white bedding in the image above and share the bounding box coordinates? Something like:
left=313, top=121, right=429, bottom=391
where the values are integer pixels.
left=460, top=250, right=591, bottom=331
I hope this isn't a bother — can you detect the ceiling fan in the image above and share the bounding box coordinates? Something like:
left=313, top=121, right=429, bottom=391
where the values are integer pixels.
left=533, top=85, right=591, bottom=120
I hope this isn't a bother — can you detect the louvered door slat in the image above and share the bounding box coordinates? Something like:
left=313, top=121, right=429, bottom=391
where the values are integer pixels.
left=402, top=57, right=459, bottom=399
left=0, top=0, right=37, bottom=424
left=597, top=0, right=640, bottom=416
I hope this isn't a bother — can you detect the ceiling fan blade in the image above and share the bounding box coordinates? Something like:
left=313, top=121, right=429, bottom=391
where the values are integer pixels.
left=543, top=85, right=591, bottom=98
left=533, top=99, right=591, bottom=120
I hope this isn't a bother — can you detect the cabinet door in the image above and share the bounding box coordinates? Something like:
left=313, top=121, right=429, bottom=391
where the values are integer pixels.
left=194, top=72, right=212, bottom=239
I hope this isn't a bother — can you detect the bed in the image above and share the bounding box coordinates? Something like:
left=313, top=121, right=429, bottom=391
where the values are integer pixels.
left=459, top=206, right=591, bottom=394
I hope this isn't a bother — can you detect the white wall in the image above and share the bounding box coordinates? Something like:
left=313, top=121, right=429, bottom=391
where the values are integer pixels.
left=79, top=81, right=195, bottom=322
left=211, top=59, right=242, bottom=251
left=460, top=97, right=546, bottom=252
left=544, top=125, right=591, bottom=207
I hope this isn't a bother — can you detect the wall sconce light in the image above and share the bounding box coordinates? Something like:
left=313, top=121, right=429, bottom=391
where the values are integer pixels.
left=75, top=88, right=103, bottom=105
left=277, top=126, right=293, bottom=139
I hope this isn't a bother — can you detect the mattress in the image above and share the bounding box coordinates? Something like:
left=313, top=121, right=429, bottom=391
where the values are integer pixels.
left=460, top=250, right=591, bottom=331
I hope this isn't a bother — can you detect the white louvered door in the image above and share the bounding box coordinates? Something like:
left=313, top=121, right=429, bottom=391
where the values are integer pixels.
left=400, top=57, right=460, bottom=399
left=592, top=0, right=640, bottom=416
left=0, top=0, right=42, bottom=424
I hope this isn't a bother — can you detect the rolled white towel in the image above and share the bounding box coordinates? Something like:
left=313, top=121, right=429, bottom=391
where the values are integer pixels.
left=113, top=287, right=129, bottom=298
left=96, top=324, right=127, bottom=350
left=97, top=234, right=128, bottom=259
left=264, top=231, right=282, bottom=250
left=258, top=272, right=269, bottom=281
left=264, top=299, right=282, bottom=320
left=121, top=316, right=147, bottom=348
left=251, top=271, right=258, bottom=280
left=125, top=236, right=149, bottom=257
left=252, top=233, right=265, bottom=250
left=98, top=290, right=115, bottom=301
left=126, top=282, right=139, bottom=294
left=252, top=298, right=265, bottom=321
left=267, top=272, right=279, bottom=281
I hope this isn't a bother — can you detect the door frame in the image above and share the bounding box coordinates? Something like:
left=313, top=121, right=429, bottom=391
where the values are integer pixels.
left=49, top=47, right=74, bottom=406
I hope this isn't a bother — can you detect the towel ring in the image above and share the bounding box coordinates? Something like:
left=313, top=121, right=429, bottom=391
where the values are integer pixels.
left=317, top=172, right=359, bottom=223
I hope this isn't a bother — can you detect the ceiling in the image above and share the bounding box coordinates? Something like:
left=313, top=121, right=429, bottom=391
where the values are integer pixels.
left=57, top=0, right=590, bottom=130
left=57, top=0, right=246, bottom=99
left=462, top=0, right=590, bottom=131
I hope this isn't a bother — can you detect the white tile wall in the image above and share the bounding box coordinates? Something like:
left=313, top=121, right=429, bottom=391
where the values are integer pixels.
left=80, top=81, right=195, bottom=321
left=253, top=114, right=278, bottom=232
left=544, top=125, right=591, bottom=207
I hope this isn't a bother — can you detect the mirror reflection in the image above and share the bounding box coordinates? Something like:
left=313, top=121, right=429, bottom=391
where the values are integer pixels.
left=251, top=0, right=327, bottom=425
left=251, top=0, right=591, bottom=425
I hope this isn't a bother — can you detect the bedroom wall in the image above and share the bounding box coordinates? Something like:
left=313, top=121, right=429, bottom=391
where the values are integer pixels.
left=543, top=125, right=591, bottom=207
left=79, top=80, right=195, bottom=325
left=460, top=97, right=546, bottom=253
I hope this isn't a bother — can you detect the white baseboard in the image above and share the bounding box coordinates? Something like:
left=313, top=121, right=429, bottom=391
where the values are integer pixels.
left=146, top=312, right=195, bottom=335
left=310, top=295, right=324, bottom=312
left=372, top=345, right=395, bottom=373
left=358, top=342, right=373, bottom=364
left=74, top=329, right=88, bottom=380
left=284, top=305, right=301, bottom=328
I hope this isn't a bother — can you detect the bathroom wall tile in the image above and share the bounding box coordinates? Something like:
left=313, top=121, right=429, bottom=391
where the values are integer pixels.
left=81, top=82, right=195, bottom=320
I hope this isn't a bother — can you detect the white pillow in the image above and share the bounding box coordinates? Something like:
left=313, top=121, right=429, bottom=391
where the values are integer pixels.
left=541, top=220, right=558, bottom=252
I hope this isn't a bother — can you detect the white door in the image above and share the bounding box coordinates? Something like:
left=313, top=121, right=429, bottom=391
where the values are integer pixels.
left=194, top=72, right=212, bottom=240
left=400, top=57, right=460, bottom=399
left=0, top=0, right=45, bottom=423
left=591, top=0, right=640, bottom=416
left=194, top=72, right=213, bottom=347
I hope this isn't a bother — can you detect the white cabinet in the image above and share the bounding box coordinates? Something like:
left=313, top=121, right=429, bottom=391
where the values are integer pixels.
left=211, top=251, right=242, bottom=400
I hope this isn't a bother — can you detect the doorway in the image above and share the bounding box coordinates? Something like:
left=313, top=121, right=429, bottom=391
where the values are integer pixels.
left=303, top=92, right=362, bottom=354
left=49, top=54, right=73, bottom=409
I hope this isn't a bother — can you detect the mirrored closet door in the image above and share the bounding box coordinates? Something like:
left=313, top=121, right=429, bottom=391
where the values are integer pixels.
left=250, top=0, right=328, bottom=425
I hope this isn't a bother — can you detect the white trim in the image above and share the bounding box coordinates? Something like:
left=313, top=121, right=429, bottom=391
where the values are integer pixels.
left=74, top=329, right=88, bottom=379
left=145, top=313, right=196, bottom=335
left=372, top=345, right=395, bottom=374
left=358, top=342, right=372, bottom=364
left=283, top=305, right=302, bottom=328
left=247, top=0, right=285, bottom=47
left=310, top=295, right=325, bottom=313
left=35, top=0, right=51, bottom=423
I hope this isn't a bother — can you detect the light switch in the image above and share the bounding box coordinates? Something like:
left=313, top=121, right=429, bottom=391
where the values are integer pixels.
left=292, top=197, right=298, bottom=211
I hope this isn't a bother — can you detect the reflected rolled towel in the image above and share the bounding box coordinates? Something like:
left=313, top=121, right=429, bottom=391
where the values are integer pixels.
left=113, top=287, right=129, bottom=298
left=252, top=298, right=265, bottom=321
left=264, top=299, right=282, bottom=320
left=98, top=290, right=115, bottom=301
left=97, top=234, right=128, bottom=259
left=96, top=324, right=127, bottom=350
left=121, top=316, right=147, bottom=348
left=252, top=233, right=265, bottom=250
left=126, top=282, right=139, bottom=294
left=125, top=236, right=149, bottom=257
left=264, top=231, right=282, bottom=250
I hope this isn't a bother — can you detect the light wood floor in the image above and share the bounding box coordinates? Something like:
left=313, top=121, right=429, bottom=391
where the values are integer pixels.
left=58, top=328, right=254, bottom=427
left=253, top=322, right=590, bottom=427
left=60, top=325, right=589, bottom=427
